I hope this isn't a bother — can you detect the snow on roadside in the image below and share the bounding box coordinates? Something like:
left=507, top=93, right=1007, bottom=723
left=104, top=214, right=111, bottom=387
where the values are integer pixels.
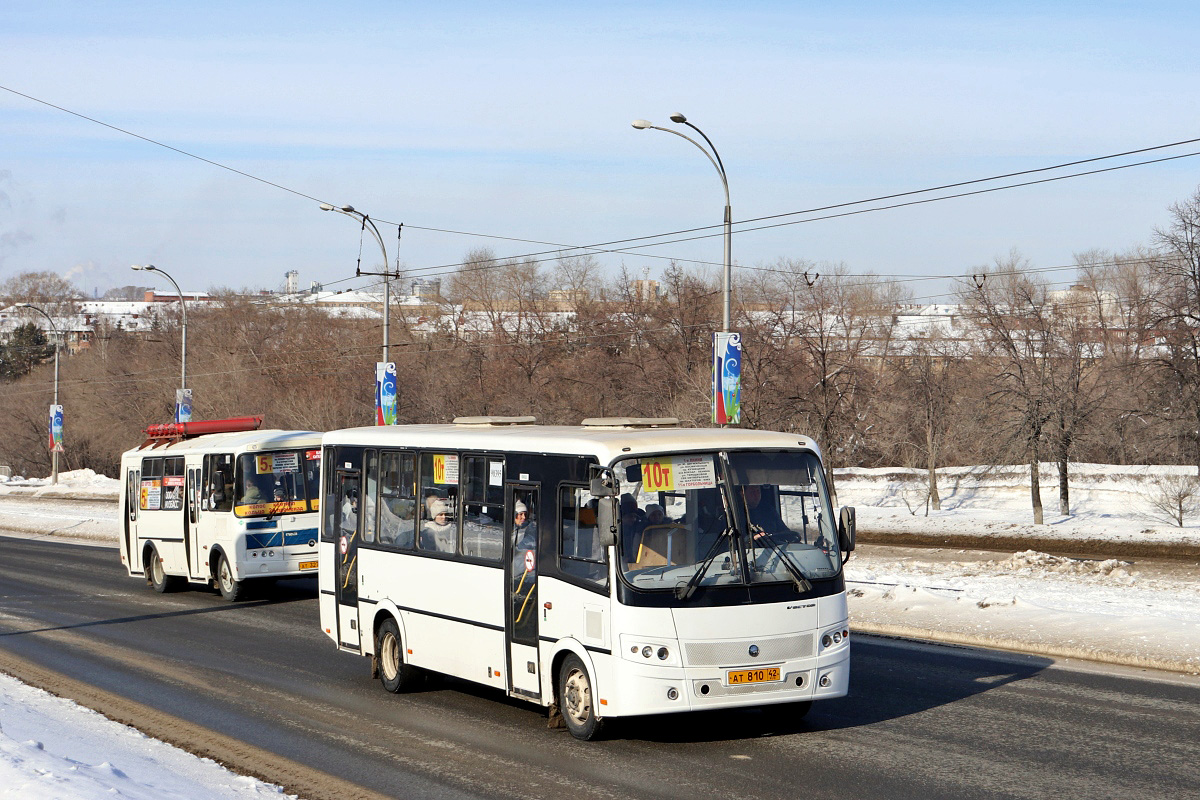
left=836, top=462, right=1200, bottom=547
left=0, top=469, right=121, bottom=502
left=0, top=672, right=297, bottom=800
left=846, top=548, right=1200, bottom=673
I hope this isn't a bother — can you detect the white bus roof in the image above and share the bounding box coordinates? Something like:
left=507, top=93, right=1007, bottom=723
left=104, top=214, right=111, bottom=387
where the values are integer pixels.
left=322, top=424, right=820, bottom=464
left=123, top=429, right=322, bottom=458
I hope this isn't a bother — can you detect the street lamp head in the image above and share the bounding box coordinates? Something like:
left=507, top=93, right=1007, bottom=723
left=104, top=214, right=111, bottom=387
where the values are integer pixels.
left=318, top=203, right=335, bottom=211
left=631, top=119, right=654, bottom=130
left=131, top=264, right=158, bottom=273
left=669, top=112, right=687, bottom=124
left=340, top=205, right=355, bottom=213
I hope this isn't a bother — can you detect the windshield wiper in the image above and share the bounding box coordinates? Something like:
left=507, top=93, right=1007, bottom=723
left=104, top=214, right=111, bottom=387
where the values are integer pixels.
left=675, top=526, right=734, bottom=601
left=749, top=526, right=812, bottom=594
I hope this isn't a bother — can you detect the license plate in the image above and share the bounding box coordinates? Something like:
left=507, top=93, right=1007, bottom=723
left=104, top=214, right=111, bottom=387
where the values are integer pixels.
left=299, top=561, right=318, bottom=570
left=727, top=667, right=781, bottom=685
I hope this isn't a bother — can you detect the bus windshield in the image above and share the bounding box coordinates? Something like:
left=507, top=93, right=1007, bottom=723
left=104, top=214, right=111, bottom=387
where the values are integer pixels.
left=614, top=450, right=841, bottom=593
left=234, top=450, right=316, bottom=517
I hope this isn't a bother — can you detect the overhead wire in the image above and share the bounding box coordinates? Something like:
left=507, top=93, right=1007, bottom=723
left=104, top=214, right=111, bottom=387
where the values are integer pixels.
left=3, top=82, right=1198, bottom=285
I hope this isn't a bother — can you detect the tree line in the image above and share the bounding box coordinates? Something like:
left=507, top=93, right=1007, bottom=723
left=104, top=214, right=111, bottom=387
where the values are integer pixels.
left=3, top=187, right=1200, bottom=524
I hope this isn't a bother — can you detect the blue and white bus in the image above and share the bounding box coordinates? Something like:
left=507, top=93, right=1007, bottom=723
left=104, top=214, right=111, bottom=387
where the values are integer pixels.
left=119, top=417, right=323, bottom=601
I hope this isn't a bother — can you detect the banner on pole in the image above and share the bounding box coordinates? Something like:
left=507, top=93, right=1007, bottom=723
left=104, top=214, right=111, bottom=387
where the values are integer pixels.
left=376, top=362, right=397, bottom=425
left=175, top=388, right=193, bottom=423
left=49, top=404, right=64, bottom=452
left=711, top=332, right=742, bottom=425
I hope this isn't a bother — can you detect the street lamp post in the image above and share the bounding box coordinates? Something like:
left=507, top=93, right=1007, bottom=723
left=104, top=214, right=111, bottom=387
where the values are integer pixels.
left=131, top=265, right=188, bottom=418
left=319, top=204, right=395, bottom=365
left=632, top=112, right=732, bottom=330
left=16, top=303, right=61, bottom=484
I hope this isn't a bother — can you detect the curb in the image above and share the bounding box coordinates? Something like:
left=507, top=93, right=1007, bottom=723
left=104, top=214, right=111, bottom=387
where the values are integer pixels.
left=851, top=621, right=1200, bottom=676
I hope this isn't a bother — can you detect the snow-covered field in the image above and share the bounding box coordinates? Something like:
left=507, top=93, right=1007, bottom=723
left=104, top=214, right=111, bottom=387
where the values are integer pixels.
left=0, top=672, right=296, bottom=800
left=0, top=463, right=1197, bottom=797
left=837, top=462, right=1200, bottom=547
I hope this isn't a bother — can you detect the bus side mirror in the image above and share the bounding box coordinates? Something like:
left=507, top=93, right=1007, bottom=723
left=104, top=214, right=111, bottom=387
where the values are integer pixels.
left=595, top=497, right=618, bottom=547
left=589, top=466, right=617, bottom=498
left=838, top=506, right=856, bottom=552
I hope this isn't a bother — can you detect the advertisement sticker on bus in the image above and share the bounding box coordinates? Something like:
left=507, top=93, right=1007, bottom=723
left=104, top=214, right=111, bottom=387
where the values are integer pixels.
left=271, top=452, right=300, bottom=473
left=305, top=449, right=321, bottom=461
left=433, top=454, right=459, bottom=485
left=140, top=479, right=161, bottom=511
left=640, top=455, right=717, bottom=492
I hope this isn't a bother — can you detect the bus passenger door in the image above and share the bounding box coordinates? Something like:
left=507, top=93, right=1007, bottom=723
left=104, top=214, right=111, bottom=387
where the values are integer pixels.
left=505, top=484, right=541, bottom=699
left=333, top=470, right=362, bottom=650
left=124, top=468, right=140, bottom=573
left=185, top=467, right=201, bottom=578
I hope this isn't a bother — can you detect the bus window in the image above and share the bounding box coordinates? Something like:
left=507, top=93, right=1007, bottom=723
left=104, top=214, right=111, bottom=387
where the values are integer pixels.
left=558, top=486, right=607, bottom=587
left=235, top=451, right=306, bottom=517
left=304, top=448, right=321, bottom=512
left=378, top=451, right=416, bottom=548
left=162, top=457, right=185, bottom=511
left=140, top=457, right=164, bottom=511
left=418, top=452, right=458, bottom=554
left=362, top=451, right=378, bottom=544
left=462, top=456, right=503, bottom=561
left=204, top=454, right=234, bottom=512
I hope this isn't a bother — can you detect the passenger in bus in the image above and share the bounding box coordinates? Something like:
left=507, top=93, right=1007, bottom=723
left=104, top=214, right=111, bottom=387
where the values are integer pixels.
left=340, top=488, right=359, bottom=535
left=240, top=474, right=265, bottom=505
left=378, top=497, right=414, bottom=548
left=742, top=484, right=789, bottom=537
left=645, top=503, right=668, bottom=526
left=619, top=494, right=646, bottom=558
left=420, top=498, right=455, bottom=553
left=513, top=501, right=536, bottom=554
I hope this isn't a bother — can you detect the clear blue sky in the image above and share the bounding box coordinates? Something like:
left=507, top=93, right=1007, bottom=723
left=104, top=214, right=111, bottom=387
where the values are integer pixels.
left=2, top=1, right=1199, bottom=301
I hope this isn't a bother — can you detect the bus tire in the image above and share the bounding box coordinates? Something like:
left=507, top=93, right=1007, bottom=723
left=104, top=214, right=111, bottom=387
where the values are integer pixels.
left=557, top=654, right=605, bottom=741
left=376, top=618, right=420, bottom=693
left=216, top=553, right=242, bottom=602
left=147, top=546, right=181, bottom=593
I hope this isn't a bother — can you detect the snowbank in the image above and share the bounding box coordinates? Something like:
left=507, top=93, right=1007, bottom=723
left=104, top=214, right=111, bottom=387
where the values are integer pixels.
left=846, top=548, right=1200, bottom=674
left=0, top=469, right=121, bottom=502
left=0, top=672, right=296, bottom=800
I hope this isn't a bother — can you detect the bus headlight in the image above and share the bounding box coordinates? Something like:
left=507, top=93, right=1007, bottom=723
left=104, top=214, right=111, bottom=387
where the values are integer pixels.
left=620, top=636, right=681, bottom=666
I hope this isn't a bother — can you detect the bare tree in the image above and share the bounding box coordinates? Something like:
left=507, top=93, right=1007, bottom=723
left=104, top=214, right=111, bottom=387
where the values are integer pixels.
left=962, top=253, right=1055, bottom=524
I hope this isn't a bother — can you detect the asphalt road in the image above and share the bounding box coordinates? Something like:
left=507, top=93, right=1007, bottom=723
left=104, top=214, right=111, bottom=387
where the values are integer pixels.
left=1, top=535, right=1198, bottom=800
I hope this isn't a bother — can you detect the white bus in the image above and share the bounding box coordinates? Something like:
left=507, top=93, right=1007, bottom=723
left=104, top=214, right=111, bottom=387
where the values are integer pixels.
left=119, top=417, right=323, bottom=601
left=318, top=417, right=855, bottom=740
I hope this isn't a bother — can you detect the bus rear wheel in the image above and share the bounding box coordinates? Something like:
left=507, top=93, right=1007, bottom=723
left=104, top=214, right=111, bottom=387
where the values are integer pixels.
left=216, top=553, right=242, bottom=602
left=377, top=618, right=420, bottom=693
left=147, top=546, right=181, bottom=593
left=557, top=654, right=605, bottom=741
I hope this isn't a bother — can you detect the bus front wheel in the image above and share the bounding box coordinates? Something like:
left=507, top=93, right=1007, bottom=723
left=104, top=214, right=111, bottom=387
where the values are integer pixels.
left=557, top=654, right=605, bottom=741
left=216, top=553, right=242, bottom=602
left=377, top=618, right=420, bottom=693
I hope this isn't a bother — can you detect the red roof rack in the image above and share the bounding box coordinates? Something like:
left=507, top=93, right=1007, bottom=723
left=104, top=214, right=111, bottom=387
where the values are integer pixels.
left=140, top=416, right=263, bottom=448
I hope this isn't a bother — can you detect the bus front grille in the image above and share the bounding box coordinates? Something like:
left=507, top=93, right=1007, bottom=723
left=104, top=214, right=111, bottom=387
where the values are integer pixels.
left=683, top=634, right=814, bottom=666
